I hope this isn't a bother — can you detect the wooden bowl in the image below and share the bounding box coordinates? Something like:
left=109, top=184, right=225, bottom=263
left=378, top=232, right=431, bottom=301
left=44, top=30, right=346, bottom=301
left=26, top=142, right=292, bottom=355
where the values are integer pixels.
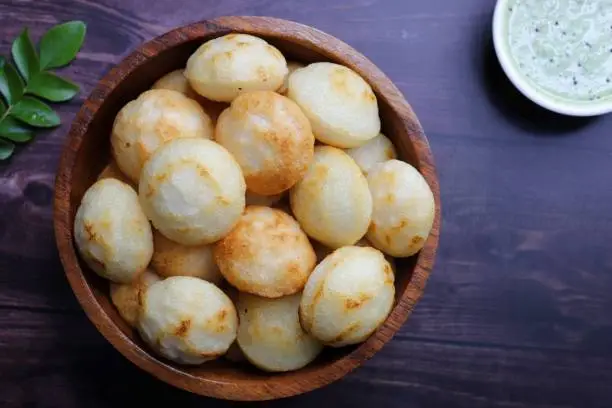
left=53, top=16, right=441, bottom=401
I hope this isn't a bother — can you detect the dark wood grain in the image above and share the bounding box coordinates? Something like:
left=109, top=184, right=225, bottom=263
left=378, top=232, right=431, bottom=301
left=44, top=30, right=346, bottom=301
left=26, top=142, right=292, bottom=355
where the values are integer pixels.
left=1, top=0, right=612, bottom=406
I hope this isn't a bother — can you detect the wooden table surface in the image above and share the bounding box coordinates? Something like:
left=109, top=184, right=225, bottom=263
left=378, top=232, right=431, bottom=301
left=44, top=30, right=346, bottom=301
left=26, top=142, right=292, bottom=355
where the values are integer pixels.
left=2, top=0, right=612, bottom=407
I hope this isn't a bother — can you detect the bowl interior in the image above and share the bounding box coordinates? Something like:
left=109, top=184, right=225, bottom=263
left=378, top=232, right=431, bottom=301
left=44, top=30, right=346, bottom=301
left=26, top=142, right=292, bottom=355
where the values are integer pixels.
left=58, top=17, right=439, bottom=400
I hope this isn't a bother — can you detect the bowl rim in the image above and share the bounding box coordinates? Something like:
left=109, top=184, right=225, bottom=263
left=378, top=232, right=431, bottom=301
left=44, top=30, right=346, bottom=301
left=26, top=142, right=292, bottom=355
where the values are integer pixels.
left=492, top=0, right=612, bottom=117
left=53, top=16, right=441, bottom=401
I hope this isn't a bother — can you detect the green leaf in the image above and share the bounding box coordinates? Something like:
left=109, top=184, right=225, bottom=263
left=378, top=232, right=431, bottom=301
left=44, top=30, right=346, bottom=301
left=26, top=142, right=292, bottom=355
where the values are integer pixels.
left=0, top=57, right=5, bottom=107
left=11, top=96, right=60, bottom=128
left=12, top=28, right=39, bottom=80
left=0, top=116, right=33, bottom=142
left=27, top=72, right=79, bottom=102
left=39, top=21, right=86, bottom=69
left=0, top=61, right=25, bottom=104
left=0, top=139, right=15, bottom=160
left=0, top=98, right=5, bottom=116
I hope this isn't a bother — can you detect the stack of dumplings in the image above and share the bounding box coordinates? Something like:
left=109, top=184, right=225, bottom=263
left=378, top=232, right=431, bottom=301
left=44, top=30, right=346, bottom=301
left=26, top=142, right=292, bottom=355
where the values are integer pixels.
left=74, top=33, right=435, bottom=373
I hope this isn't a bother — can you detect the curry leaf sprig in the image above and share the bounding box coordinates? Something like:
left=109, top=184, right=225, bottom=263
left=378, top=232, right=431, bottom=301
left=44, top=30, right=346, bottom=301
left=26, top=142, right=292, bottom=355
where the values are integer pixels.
left=0, top=21, right=86, bottom=159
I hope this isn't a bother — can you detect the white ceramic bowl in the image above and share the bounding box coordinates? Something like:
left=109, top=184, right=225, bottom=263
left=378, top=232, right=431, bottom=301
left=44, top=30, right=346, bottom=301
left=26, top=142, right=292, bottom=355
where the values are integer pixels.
left=492, top=0, right=612, bottom=117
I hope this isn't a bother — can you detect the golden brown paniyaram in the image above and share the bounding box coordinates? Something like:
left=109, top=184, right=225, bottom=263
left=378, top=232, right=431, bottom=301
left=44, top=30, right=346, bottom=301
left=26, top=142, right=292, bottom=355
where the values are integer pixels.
left=237, top=292, right=323, bottom=372
left=345, top=133, right=397, bottom=175
left=299, top=246, right=395, bottom=347
left=287, top=62, right=380, bottom=148
left=214, top=206, right=316, bottom=298
left=186, top=33, right=288, bottom=102
left=138, top=138, right=246, bottom=246
left=73, top=178, right=153, bottom=283
left=290, top=146, right=372, bottom=249
left=151, top=230, right=222, bottom=284
left=109, top=268, right=161, bottom=327
left=96, top=159, right=133, bottom=186
left=138, top=276, right=238, bottom=365
left=366, top=159, right=435, bottom=257
left=215, top=91, right=314, bottom=195
left=111, top=89, right=214, bottom=183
